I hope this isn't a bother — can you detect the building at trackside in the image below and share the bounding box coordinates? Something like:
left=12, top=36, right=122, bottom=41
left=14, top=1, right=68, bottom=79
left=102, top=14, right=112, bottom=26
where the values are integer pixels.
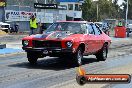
left=0, top=0, right=84, bottom=32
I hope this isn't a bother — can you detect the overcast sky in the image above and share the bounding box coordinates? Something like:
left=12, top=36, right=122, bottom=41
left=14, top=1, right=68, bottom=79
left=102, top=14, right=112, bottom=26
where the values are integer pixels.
left=118, top=0, right=124, bottom=5
left=93, top=0, right=124, bottom=5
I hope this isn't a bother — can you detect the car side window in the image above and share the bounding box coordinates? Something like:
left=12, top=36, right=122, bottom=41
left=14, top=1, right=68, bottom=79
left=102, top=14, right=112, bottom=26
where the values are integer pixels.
left=95, top=24, right=102, bottom=34
left=93, top=24, right=101, bottom=35
left=87, top=24, right=95, bottom=34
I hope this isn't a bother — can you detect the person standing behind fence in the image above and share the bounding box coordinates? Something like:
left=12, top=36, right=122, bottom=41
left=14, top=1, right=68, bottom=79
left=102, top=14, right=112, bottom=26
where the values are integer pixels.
left=29, top=15, right=37, bottom=35
left=41, top=23, right=47, bottom=34
left=14, top=23, right=19, bottom=33
left=118, top=21, right=123, bottom=27
left=39, top=22, right=43, bottom=34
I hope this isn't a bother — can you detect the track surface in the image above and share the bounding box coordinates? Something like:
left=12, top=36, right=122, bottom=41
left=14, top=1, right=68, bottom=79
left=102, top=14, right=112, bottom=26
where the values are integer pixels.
left=0, top=45, right=132, bottom=88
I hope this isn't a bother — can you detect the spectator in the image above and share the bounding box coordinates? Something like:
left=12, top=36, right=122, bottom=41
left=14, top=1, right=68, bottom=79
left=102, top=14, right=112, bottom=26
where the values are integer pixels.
left=38, top=22, right=42, bottom=34
left=9, top=27, right=14, bottom=33
left=39, top=23, right=47, bottom=34
left=118, top=21, right=123, bottom=27
left=14, top=23, right=19, bottom=33
left=29, top=15, right=37, bottom=35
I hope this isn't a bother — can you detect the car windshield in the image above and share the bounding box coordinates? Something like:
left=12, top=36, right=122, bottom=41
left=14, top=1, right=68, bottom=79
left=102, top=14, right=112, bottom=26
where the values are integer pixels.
left=45, top=22, right=86, bottom=34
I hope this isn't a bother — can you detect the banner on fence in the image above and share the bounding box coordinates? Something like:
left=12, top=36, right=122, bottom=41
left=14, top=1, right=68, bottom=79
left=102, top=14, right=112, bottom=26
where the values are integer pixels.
left=5, top=10, right=53, bottom=23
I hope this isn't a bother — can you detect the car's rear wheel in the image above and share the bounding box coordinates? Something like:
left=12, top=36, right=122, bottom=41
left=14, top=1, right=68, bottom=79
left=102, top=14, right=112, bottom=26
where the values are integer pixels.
left=27, top=52, right=38, bottom=65
left=96, top=44, right=108, bottom=61
left=72, top=47, right=83, bottom=66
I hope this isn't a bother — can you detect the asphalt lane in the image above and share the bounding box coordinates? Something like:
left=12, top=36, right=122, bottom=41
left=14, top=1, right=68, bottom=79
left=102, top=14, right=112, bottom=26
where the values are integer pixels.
left=0, top=46, right=132, bottom=88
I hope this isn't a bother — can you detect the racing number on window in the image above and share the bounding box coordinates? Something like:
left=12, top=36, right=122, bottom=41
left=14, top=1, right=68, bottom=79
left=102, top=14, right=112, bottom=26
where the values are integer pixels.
left=93, top=24, right=101, bottom=35
left=87, top=25, right=95, bottom=34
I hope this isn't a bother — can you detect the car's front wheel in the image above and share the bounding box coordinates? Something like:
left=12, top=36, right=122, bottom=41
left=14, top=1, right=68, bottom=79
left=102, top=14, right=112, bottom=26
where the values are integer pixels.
left=27, top=52, right=38, bottom=65
left=96, top=44, right=108, bottom=61
left=28, top=57, right=38, bottom=65
left=72, top=47, right=83, bottom=66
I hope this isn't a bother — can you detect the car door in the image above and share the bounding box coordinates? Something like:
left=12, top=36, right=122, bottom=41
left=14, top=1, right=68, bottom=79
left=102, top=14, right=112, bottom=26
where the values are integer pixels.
left=95, top=24, right=105, bottom=50
left=92, top=24, right=103, bottom=52
left=85, top=24, right=96, bottom=54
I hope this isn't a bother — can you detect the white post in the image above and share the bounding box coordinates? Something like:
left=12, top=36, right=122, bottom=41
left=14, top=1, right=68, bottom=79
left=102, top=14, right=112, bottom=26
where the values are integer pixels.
left=35, top=0, right=38, bottom=14
left=44, top=0, right=46, bottom=23
left=35, top=0, right=40, bottom=23
left=97, top=3, right=98, bottom=21
left=19, top=2, right=20, bottom=21
left=94, top=0, right=99, bottom=21
left=45, top=0, right=46, bottom=4
left=35, top=0, right=38, bottom=9
left=125, top=0, right=129, bottom=27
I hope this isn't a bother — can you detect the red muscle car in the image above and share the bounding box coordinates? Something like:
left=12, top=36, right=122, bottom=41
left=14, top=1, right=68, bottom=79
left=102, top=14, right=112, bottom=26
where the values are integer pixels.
left=22, top=21, right=111, bottom=66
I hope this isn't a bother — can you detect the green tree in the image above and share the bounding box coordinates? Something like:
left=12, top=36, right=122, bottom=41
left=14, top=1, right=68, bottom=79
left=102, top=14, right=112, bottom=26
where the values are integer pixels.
left=98, top=0, right=120, bottom=20
left=112, top=0, right=120, bottom=18
left=82, top=0, right=121, bottom=21
left=122, top=0, right=132, bottom=19
left=82, top=0, right=97, bottom=21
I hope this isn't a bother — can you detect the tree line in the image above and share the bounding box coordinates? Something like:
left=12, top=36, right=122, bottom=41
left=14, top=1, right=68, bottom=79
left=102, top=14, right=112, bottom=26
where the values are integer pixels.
left=82, top=0, right=132, bottom=21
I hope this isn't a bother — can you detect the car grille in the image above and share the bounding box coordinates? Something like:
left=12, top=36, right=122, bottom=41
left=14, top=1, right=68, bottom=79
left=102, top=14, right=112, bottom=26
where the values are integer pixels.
left=32, top=40, right=62, bottom=48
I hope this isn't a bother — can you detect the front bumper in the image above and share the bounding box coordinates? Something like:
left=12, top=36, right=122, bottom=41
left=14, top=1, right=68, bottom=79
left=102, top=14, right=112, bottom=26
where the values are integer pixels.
left=22, top=47, right=73, bottom=55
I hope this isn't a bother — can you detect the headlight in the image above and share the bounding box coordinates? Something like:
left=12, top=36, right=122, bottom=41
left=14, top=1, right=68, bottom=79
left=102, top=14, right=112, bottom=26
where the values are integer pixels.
left=66, top=41, right=73, bottom=48
left=23, top=40, right=29, bottom=46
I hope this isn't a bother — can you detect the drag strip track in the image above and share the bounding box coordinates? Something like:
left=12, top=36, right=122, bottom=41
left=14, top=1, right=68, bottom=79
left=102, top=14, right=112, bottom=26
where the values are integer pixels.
left=0, top=45, right=132, bottom=88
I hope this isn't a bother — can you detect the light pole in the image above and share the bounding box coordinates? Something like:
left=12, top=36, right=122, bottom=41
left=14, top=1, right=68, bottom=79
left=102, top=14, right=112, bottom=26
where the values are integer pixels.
left=125, top=0, right=129, bottom=27
left=44, top=0, right=46, bottom=23
left=97, top=2, right=99, bottom=21
left=94, top=0, right=99, bottom=21
left=35, top=0, right=38, bottom=14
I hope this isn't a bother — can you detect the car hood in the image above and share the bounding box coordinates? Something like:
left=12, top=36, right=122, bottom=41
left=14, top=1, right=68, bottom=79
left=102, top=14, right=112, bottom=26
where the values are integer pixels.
left=22, top=31, right=84, bottom=41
